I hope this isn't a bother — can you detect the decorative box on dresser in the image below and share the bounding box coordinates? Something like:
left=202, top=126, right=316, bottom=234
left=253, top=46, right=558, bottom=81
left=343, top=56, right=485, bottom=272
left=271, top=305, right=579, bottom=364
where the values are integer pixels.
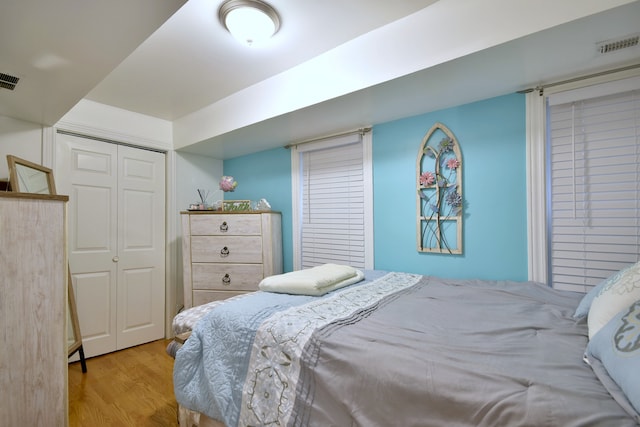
left=181, top=211, right=282, bottom=308
left=0, top=192, right=69, bottom=426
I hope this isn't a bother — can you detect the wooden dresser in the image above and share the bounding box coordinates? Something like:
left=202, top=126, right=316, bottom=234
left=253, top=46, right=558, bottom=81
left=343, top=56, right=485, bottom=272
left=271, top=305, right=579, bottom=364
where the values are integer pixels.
left=181, top=211, right=282, bottom=308
left=0, top=192, right=69, bottom=426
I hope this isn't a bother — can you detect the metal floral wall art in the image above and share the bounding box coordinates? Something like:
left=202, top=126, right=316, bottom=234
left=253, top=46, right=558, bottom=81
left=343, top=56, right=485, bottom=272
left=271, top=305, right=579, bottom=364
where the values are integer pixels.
left=416, top=122, right=463, bottom=254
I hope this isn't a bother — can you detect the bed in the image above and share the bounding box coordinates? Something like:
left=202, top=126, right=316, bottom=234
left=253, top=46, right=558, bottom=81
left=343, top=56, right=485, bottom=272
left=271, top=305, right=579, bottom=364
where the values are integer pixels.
left=170, top=265, right=640, bottom=427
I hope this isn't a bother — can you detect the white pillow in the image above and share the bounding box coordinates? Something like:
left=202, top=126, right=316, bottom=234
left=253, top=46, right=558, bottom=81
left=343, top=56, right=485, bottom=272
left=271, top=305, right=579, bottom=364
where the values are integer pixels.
left=588, top=261, right=640, bottom=339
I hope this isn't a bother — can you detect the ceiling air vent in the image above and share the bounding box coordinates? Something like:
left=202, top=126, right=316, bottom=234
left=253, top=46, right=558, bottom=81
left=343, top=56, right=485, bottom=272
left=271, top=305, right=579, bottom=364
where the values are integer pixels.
left=0, top=72, right=20, bottom=90
left=597, top=34, right=639, bottom=54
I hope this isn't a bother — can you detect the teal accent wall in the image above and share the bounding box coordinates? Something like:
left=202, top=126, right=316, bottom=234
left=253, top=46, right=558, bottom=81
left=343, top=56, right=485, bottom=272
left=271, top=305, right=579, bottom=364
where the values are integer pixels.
left=224, top=93, right=527, bottom=280
left=224, top=146, right=294, bottom=272
left=373, top=93, right=527, bottom=280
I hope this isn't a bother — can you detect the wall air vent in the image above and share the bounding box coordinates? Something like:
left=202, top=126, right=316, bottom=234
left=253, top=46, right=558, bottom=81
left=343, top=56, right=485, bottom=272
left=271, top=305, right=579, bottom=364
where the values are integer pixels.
left=0, top=72, right=20, bottom=90
left=597, top=34, right=639, bottom=54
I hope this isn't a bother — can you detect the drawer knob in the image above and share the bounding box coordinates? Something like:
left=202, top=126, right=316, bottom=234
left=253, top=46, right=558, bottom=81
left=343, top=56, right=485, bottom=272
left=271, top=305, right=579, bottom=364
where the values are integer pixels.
left=220, top=246, right=230, bottom=257
left=220, top=221, right=228, bottom=232
left=222, top=273, right=231, bottom=285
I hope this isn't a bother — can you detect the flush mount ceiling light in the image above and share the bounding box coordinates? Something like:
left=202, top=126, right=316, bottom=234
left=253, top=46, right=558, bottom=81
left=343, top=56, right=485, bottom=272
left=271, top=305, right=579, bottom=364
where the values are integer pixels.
left=219, top=0, right=280, bottom=46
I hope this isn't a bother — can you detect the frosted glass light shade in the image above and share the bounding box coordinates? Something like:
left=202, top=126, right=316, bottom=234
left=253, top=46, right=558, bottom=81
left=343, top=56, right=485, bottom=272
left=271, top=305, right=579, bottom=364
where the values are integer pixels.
left=219, top=0, right=280, bottom=46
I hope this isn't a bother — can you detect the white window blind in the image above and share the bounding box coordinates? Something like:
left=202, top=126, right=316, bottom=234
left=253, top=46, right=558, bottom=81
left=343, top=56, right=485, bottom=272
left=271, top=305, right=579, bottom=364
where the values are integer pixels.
left=291, top=131, right=373, bottom=271
left=301, top=141, right=365, bottom=268
left=547, top=84, right=640, bottom=292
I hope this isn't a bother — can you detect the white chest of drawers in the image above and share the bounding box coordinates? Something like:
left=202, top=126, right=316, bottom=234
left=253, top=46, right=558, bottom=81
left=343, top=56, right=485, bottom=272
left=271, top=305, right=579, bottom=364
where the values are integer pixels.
left=0, top=193, right=69, bottom=426
left=181, top=211, right=282, bottom=308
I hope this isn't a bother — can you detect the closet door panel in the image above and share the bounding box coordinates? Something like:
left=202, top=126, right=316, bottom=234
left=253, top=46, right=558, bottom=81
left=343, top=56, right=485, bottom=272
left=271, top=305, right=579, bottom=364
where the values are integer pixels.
left=74, top=186, right=113, bottom=250
left=117, top=145, right=165, bottom=349
left=58, top=134, right=118, bottom=358
left=119, top=267, right=155, bottom=337
left=73, top=271, right=116, bottom=354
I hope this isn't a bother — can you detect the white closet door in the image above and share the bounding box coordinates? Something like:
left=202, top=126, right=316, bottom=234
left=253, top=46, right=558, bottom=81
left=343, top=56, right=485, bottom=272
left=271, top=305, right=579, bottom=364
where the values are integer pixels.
left=57, top=135, right=118, bottom=357
left=116, top=145, right=165, bottom=349
left=56, top=133, right=165, bottom=357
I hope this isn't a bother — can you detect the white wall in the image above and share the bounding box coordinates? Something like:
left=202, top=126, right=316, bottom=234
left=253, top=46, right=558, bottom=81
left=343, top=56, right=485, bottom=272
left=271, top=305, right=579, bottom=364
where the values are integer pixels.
left=174, top=151, right=223, bottom=310
left=0, top=116, right=44, bottom=180
left=176, top=151, right=224, bottom=210
left=56, top=99, right=173, bottom=151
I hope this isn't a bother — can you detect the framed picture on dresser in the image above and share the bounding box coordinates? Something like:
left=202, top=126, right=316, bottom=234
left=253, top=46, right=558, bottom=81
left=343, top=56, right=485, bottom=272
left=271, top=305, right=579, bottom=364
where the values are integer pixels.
left=7, top=154, right=56, bottom=194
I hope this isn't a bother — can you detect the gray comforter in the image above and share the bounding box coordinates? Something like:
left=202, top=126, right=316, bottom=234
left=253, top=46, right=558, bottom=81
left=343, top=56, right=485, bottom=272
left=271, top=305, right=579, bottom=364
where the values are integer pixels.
left=174, top=272, right=639, bottom=426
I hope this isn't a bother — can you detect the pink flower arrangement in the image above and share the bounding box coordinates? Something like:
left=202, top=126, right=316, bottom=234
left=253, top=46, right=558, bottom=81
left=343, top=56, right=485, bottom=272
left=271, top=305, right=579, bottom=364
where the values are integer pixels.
left=219, top=176, right=238, bottom=192
left=446, top=158, right=460, bottom=169
left=420, top=171, right=435, bottom=186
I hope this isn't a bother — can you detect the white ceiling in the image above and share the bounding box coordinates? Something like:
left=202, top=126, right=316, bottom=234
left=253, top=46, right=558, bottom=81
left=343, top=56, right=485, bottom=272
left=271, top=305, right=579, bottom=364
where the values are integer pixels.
left=0, top=0, right=186, bottom=125
left=85, top=0, right=440, bottom=121
left=2, top=0, right=639, bottom=159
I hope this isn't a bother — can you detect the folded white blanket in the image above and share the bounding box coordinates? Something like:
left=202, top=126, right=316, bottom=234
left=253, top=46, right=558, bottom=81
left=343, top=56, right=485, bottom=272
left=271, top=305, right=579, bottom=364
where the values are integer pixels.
left=259, top=264, right=365, bottom=296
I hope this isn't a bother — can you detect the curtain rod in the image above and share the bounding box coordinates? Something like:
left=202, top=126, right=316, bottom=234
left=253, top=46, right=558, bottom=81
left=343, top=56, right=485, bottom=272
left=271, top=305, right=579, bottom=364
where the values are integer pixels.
left=284, top=127, right=371, bottom=149
left=517, top=62, right=640, bottom=95
left=56, top=129, right=167, bottom=154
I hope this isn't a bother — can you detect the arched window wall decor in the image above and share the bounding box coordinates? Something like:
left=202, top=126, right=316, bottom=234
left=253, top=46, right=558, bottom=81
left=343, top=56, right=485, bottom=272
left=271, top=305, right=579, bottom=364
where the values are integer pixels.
left=416, top=122, right=463, bottom=254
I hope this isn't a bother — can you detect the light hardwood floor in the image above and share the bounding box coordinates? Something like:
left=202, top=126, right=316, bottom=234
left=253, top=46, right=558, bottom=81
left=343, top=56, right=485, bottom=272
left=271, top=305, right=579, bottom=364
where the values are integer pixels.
left=68, top=339, right=178, bottom=426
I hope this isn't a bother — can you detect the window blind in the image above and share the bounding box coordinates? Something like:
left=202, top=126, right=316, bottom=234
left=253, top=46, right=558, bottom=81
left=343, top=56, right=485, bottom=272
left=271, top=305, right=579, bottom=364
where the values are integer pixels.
left=301, top=141, right=365, bottom=268
left=300, top=141, right=366, bottom=269
left=547, top=86, right=640, bottom=292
